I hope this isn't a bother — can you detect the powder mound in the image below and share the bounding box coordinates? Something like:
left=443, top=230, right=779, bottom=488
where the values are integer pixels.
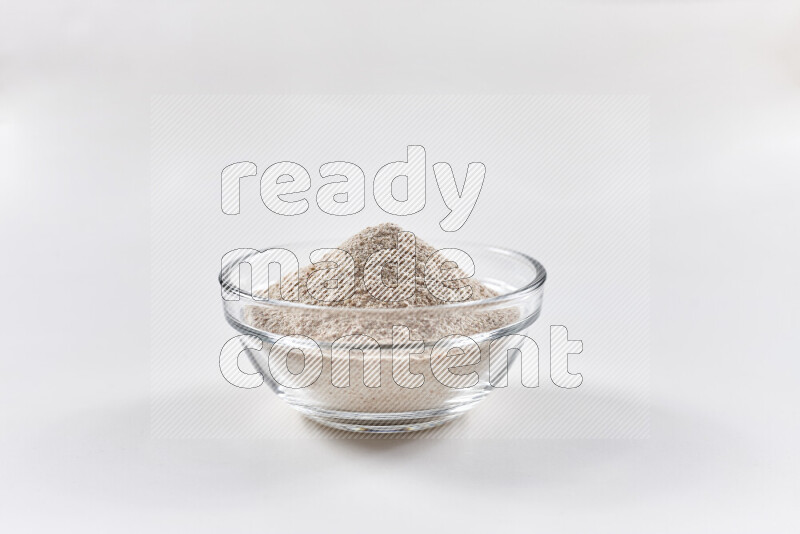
left=244, top=223, right=518, bottom=343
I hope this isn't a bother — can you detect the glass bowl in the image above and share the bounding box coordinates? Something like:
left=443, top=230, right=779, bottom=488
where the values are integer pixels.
left=219, top=241, right=546, bottom=433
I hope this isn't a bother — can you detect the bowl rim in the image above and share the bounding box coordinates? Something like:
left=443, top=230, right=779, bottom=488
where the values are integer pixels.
left=219, top=240, right=546, bottom=313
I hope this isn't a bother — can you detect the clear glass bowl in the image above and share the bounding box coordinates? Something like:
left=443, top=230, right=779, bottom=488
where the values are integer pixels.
left=219, top=241, right=546, bottom=433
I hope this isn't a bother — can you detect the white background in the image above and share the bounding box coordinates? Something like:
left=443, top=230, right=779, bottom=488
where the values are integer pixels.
left=2, top=1, right=799, bottom=532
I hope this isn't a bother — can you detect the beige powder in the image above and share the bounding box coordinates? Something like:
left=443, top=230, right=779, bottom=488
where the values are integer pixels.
left=241, top=224, right=521, bottom=416
left=244, top=223, right=516, bottom=343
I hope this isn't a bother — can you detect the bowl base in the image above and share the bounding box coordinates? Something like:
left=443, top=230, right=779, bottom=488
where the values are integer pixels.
left=290, top=402, right=481, bottom=434
left=302, top=412, right=462, bottom=434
